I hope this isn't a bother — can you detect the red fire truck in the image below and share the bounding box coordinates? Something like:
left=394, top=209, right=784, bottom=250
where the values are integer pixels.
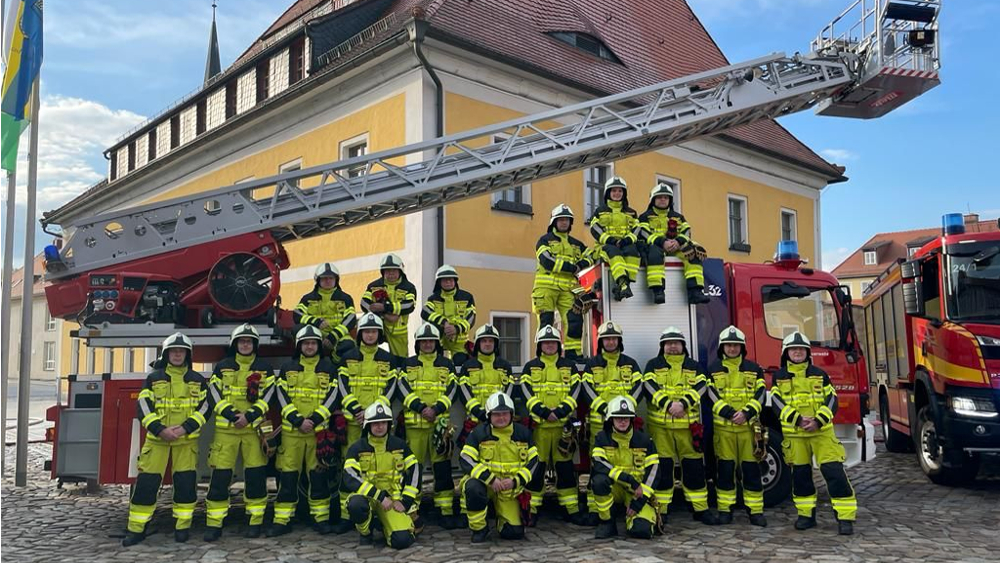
left=860, top=214, right=1000, bottom=484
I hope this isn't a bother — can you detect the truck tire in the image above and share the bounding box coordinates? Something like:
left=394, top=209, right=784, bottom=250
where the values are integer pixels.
left=761, top=431, right=791, bottom=508
left=880, top=392, right=912, bottom=453
left=916, top=405, right=980, bottom=486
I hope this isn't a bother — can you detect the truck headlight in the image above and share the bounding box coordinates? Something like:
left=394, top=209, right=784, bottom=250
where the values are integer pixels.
left=975, top=335, right=1000, bottom=347
left=949, top=396, right=999, bottom=419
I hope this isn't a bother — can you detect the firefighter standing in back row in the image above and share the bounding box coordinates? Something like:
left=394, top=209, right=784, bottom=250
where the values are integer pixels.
left=518, top=324, right=586, bottom=526
left=637, top=182, right=710, bottom=305
left=588, top=175, right=641, bottom=301
left=398, top=322, right=461, bottom=528
left=458, top=324, right=515, bottom=425
left=643, top=327, right=719, bottom=525
left=269, top=325, right=346, bottom=537
left=771, top=331, right=857, bottom=535
left=204, top=324, right=275, bottom=541
left=532, top=204, right=594, bottom=360
left=581, top=321, right=643, bottom=525
left=422, top=264, right=477, bottom=367
left=123, top=332, right=211, bottom=547
left=295, top=262, right=358, bottom=362
left=362, top=254, right=417, bottom=358
left=704, top=325, right=767, bottom=527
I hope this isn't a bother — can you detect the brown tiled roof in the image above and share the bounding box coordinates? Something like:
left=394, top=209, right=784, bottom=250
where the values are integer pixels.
left=10, top=253, right=47, bottom=299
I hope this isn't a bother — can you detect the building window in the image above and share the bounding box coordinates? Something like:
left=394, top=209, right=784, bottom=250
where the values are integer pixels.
left=225, top=80, right=238, bottom=119
left=289, top=37, right=305, bottom=85
left=546, top=32, right=622, bottom=64
left=864, top=250, right=877, bottom=266
left=907, top=246, right=919, bottom=257
left=86, top=347, right=96, bottom=374
left=490, top=134, right=532, bottom=215
left=654, top=174, right=681, bottom=213
left=170, top=115, right=181, bottom=149
left=147, top=129, right=157, bottom=161
left=43, top=342, right=56, bottom=371
left=860, top=281, right=872, bottom=295
left=45, top=309, right=56, bottom=331
left=196, top=99, right=207, bottom=135
left=728, top=195, right=750, bottom=252
left=256, top=59, right=270, bottom=103
left=105, top=349, right=115, bottom=373
left=109, top=151, right=118, bottom=181
left=127, top=141, right=136, bottom=172
left=492, top=314, right=528, bottom=368
left=125, top=348, right=137, bottom=372
left=780, top=208, right=797, bottom=241
left=339, top=134, right=368, bottom=178
left=279, top=159, right=302, bottom=189
left=584, top=164, right=611, bottom=220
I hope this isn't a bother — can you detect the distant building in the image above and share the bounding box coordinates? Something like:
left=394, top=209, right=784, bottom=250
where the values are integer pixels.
left=832, top=213, right=999, bottom=298
left=7, top=253, right=61, bottom=381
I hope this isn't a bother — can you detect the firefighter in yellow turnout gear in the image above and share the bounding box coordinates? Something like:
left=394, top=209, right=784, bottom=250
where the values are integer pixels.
left=294, top=262, right=358, bottom=362
left=337, top=312, right=399, bottom=526
left=343, top=401, right=420, bottom=549
left=581, top=321, right=643, bottom=525
left=398, top=322, right=461, bottom=528
left=123, top=332, right=211, bottom=547
left=588, top=175, right=641, bottom=301
left=422, top=265, right=477, bottom=366
left=532, top=204, right=594, bottom=359
left=460, top=392, right=540, bottom=543
left=516, top=324, right=586, bottom=525
left=642, top=327, right=719, bottom=525
left=771, top=331, right=857, bottom=535
left=591, top=395, right=659, bottom=540
left=362, top=254, right=417, bottom=357
left=704, top=326, right=767, bottom=527
left=269, top=325, right=347, bottom=537
left=637, top=182, right=710, bottom=305
left=458, top=324, right=516, bottom=424
left=204, top=324, right=275, bottom=541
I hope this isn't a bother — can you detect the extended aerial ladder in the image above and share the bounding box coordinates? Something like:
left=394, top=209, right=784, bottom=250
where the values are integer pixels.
left=42, top=0, right=941, bottom=350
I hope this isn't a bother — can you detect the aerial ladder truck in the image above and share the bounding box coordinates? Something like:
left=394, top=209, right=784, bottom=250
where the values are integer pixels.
left=40, top=0, right=940, bottom=499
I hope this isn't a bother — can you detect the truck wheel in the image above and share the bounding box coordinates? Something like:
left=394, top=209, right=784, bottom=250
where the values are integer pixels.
left=761, top=431, right=791, bottom=508
left=916, top=405, right=980, bottom=485
left=881, top=393, right=912, bottom=453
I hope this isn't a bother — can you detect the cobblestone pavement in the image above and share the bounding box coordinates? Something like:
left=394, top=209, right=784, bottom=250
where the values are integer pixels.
left=3, top=443, right=999, bottom=563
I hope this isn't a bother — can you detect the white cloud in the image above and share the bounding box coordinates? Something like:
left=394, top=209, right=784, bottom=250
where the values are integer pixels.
left=822, top=246, right=852, bottom=270
left=10, top=95, right=145, bottom=210
left=819, top=148, right=857, bottom=162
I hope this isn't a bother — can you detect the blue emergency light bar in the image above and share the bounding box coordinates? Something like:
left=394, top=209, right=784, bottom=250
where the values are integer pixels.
left=776, top=240, right=800, bottom=261
left=942, top=213, right=965, bottom=235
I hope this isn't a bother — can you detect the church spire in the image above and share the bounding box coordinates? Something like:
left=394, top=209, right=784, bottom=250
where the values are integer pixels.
left=204, top=1, right=221, bottom=84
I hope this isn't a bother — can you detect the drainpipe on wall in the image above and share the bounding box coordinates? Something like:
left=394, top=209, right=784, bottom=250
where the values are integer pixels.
left=409, top=15, right=445, bottom=271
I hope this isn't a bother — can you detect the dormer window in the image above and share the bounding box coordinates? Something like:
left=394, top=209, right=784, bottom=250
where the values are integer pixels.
left=547, top=32, right=622, bottom=64
left=863, top=250, right=877, bottom=265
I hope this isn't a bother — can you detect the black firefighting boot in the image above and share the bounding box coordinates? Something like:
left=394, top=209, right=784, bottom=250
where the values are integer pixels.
left=594, top=518, right=618, bottom=539
left=203, top=527, right=223, bottom=542
left=121, top=531, right=145, bottom=547
left=749, top=513, right=767, bottom=527
left=838, top=520, right=854, bottom=535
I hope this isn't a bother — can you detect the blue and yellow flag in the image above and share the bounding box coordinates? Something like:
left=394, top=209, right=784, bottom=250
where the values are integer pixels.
left=2, top=0, right=44, bottom=173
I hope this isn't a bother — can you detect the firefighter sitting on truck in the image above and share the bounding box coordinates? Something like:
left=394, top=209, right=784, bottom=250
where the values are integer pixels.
left=459, top=391, right=540, bottom=543
left=636, top=181, right=710, bottom=305
left=268, top=325, right=347, bottom=537
left=591, top=395, right=659, bottom=540
left=122, top=332, right=211, bottom=547
left=532, top=203, right=594, bottom=361
left=398, top=322, right=461, bottom=529
left=422, top=264, right=477, bottom=367
left=204, top=324, right=275, bottom=541
left=342, top=401, right=420, bottom=549
left=517, top=324, right=586, bottom=526
left=771, top=331, right=857, bottom=536
left=362, top=253, right=417, bottom=358
left=642, top=327, right=719, bottom=526
left=294, top=262, right=358, bottom=362
left=337, top=312, right=400, bottom=530
left=581, top=321, right=643, bottom=526
left=588, top=175, right=641, bottom=301
left=704, top=325, right=767, bottom=527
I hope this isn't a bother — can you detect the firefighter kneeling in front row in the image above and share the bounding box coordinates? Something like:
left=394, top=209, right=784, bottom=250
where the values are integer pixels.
left=460, top=391, right=540, bottom=543
left=591, top=395, right=659, bottom=540
left=342, top=401, right=420, bottom=549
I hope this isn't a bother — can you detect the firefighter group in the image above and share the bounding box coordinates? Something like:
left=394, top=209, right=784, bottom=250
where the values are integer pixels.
left=122, top=177, right=857, bottom=548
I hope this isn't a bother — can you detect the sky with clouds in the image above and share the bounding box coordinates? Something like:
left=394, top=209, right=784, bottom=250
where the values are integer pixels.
left=2, top=0, right=997, bottom=271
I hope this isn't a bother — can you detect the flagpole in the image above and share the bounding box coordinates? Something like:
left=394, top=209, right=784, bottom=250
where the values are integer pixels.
left=15, top=78, right=39, bottom=487
left=1, top=167, right=16, bottom=476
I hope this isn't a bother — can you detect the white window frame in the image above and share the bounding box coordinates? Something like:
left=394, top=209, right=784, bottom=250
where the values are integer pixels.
left=654, top=174, right=681, bottom=214
left=278, top=157, right=303, bottom=188
left=126, top=348, right=137, bottom=372
left=780, top=207, right=798, bottom=242
left=339, top=133, right=369, bottom=178
left=490, top=311, right=531, bottom=370
left=45, top=309, right=57, bottom=331
left=907, top=246, right=919, bottom=257
left=864, top=250, right=877, bottom=266
left=105, top=348, right=115, bottom=373
left=584, top=163, right=614, bottom=221
left=86, top=347, right=96, bottom=374
left=727, top=194, right=749, bottom=249
left=490, top=134, right=532, bottom=211
left=43, top=341, right=56, bottom=371
left=860, top=280, right=872, bottom=295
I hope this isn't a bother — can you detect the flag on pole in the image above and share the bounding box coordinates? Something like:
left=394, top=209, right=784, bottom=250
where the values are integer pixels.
left=2, top=0, right=44, bottom=173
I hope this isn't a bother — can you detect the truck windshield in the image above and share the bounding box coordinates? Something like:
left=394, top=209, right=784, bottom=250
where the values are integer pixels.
left=762, top=286, right=842, bottom=349
left=946, top=245, right=1000, bottom=323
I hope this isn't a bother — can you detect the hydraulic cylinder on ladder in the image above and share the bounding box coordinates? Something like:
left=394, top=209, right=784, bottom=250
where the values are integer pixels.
left=41, top=0, right=941, bottom=347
